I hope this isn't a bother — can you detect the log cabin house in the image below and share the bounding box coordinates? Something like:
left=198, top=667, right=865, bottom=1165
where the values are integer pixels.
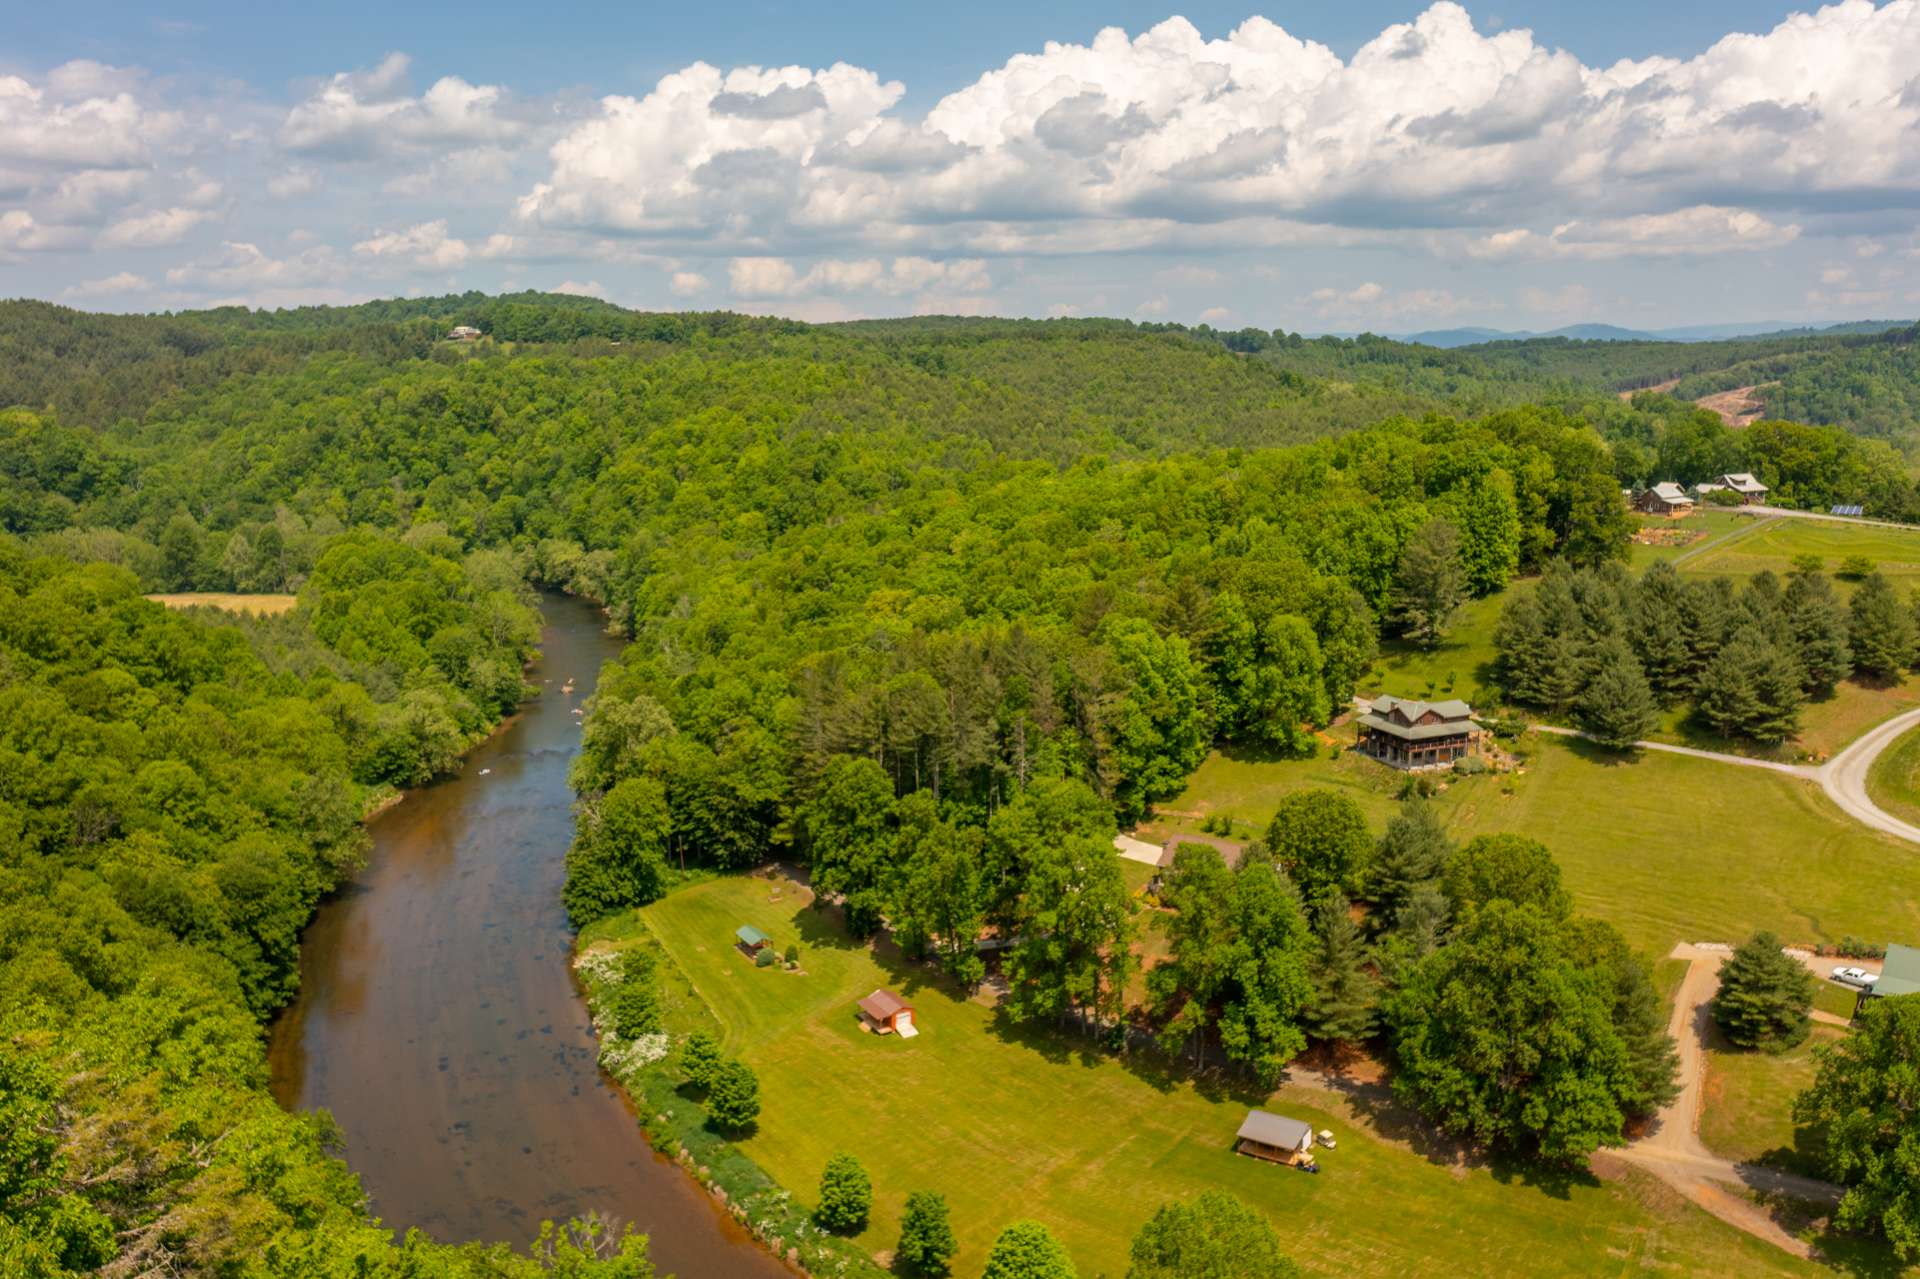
left=1355, top=694, right=1486, bottom=770
left=1633, top=482, right=1695, bottom=517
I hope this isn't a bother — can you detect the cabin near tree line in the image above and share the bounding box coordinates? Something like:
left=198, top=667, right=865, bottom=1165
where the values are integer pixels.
left=1355, top=694, right=1487, bottom=770
left=1693, top=472, right=1770, bottom=504
left=1632, top=482, right=1695, bottom=517
left=1235, top=1110, right=1316, bottom=1166
left=858, top=988, right=917, bottom=1037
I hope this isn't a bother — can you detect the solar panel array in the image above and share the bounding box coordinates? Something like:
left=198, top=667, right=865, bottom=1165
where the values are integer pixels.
left=1830, top=504, right=1865, bottom=516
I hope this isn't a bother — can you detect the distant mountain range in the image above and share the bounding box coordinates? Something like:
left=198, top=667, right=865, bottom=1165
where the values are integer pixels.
left=1384, top=319, right=1915, bottom=348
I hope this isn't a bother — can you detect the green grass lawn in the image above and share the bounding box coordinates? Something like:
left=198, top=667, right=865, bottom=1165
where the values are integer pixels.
left=1700, top=1025, right=1841, bottom=1179
left=634, top=876, right=1822, bottom=1279
left=1867, top=721, right=1920, bottom=829
left=1163, top=736, right=1920, bottom=956
left=1813, top=979, right=1861, bottom=1023
left=1365, top=589, right=1513, bottom=705
left=1681, top=516, right=1920, bottom=593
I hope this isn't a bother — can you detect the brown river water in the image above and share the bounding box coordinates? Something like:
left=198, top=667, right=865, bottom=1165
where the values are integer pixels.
left=268, top=594, right=791, bottom=1278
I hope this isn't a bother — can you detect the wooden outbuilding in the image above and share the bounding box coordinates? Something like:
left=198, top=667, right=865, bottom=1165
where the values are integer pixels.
left=1235, top=1110, right=1315, bottom=1165
left=1716, top=472, right=1769, bottom=504
left=1633, top=482, right=1695, bottom=517
left=735, top=924, right=771, bottom=956
left=1355, top=694, right=1486, bottom=770
left=858, top=988, right=917, bottom=1037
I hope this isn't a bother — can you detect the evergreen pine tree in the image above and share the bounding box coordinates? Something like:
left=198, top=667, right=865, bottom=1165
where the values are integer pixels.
left=1390, top=517, right=1466, bottom=649
left=1303, top=891, right=1380, bottom=1043
left=1849, top=571, right=1915, bottom=678
left=1630, top=561, right=1692, bottom=700
left=1784, top=567, right=1852, bottom=696
left=1574, top=634, right=1658, bottom=750
left=1712, top=930, right=1816, bottom=1050
left=1678, top=577, right=1740, bottom=693
left=1697, top=625, right=1803, bottom=743
left=1368, top=797, right=1451, bottom=927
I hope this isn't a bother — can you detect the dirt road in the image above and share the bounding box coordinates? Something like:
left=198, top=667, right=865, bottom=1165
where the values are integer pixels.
left=1608, top=944, right=1842, bottom=1259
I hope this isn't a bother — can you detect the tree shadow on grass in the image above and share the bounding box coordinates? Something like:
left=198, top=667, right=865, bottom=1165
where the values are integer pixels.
left=1484, top=1149, right=1600, bottom=1201
left=1552, top=732, right=1650, bottom=769
left=791, top=898, right=863, bottom=952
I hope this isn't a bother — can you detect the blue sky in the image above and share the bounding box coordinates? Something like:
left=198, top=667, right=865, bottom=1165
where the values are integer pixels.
left=5, top=2, right=1918, bottom=330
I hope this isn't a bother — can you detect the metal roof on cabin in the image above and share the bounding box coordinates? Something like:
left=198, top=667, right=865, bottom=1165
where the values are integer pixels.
left=1875, top=943, right=1920, bottom=998
left=1236, top=1109, right=1312, bottom=1149
left=735, top=924, right=770, bottom=945
left=859, top=988, right=909, bottom=1019
left=1648, top=482, right=1692, bottom=502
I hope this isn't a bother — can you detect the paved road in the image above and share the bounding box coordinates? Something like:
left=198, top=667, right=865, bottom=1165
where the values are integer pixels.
left=1537, top=707, right=1920, bottom=849
left=1745, top=504, right=1920, bottom=533
left=1817, top=706, right=1920, bottom=843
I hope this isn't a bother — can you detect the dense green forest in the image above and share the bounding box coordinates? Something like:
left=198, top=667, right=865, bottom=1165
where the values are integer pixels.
left=6, top=291, right=1920, bottom=1270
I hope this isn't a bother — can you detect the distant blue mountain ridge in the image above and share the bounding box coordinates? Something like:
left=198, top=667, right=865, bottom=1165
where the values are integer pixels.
left=1369, top=318, right=1915, bottom=348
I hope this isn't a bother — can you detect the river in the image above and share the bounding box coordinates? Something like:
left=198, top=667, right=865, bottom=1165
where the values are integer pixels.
left=268, top=593, right=791, bottom=1277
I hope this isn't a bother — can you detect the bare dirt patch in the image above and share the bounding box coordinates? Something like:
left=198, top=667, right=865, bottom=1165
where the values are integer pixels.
left=1695, top=384, right=1772, bottom=427
left=145, top=592, right=298, bottom=615
left=1618, top=378, right=1682, bottom=401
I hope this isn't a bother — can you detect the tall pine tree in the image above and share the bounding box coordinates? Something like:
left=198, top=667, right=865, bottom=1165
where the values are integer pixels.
left=1784, top=567, right=1852, bottom=696
left=1303, top=891, right=1380, bottom=1044
left=1849, top=571, right=1915, bottom=679
left=1574, top=635, right=1658, bottom=750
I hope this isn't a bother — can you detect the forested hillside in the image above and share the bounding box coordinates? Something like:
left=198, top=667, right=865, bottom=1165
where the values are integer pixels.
left=6, top=291, right=1920, bottom=1273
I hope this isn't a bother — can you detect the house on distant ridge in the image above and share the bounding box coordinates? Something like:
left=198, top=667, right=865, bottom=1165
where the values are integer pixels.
left=1633, top=482, right=1695, bottom=517
left=448, top=325, right=482, bottom=341
left=1355, top=694, right=1486, bottom=770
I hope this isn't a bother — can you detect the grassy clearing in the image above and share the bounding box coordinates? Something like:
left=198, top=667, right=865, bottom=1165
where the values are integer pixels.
left=1364, top=589, right=1512, bottom=705
left=1867, top=722, right=1920, bottom=829
left=1164, top=736, right=1920, bottom=955
left=632, top=876, right=1819, bottom=1279
left=1682, top=517, right=1920, bottom=592
left=1813, top=980, right=1861, bottom=1023
left=1699, top=1025, right=1841, bottom=1179
left=145, top=591, right=298, bottom=615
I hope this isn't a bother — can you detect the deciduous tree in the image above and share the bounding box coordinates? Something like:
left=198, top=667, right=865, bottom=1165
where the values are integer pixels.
left=1127, top=1190, right=1299, bottom=1279
left=1794, top=995, right=1920, bottom=1259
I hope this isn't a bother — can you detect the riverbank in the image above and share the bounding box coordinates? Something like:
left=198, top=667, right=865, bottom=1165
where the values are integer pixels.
left=574, top=885, right=885, bottom=1279
left=267, top=593, right=793, bottom=1276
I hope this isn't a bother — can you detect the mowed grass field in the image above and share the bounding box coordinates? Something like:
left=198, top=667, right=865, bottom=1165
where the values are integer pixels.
left=635, top=876, right=1821, bottom=1279
left=1699, top=1025, right=1841, bottom=1179
left=1680, top=515, right=1920, bottom=593
left=1867, top=722, right=1920, bottom=828
left=1163, top=735, right=1920, bottom=955
left=145, top=591, right=299, bottom=615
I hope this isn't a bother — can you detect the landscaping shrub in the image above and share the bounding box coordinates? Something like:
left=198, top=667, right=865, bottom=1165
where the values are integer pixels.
left=754, top=946, right=776, bottom=968
left=678, top=1030, right=722, bottom=1094
left=814, top=1153, right=872, bottom=1233
left=706, top=1058, right=761, bottom=1132
left=608, top=949, right=662, bottom=1038
left=784, top=942, right=800, bottom=966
